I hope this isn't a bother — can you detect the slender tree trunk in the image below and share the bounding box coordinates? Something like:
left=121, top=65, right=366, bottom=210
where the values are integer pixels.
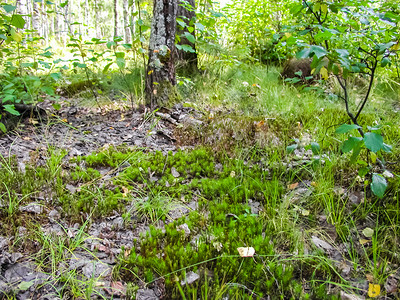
left=114, top=0, right=118, bottom=38
left=145, top=0, right=179, bottom=108
left=123, top=0, right=131, bottom=43
left=176, top=0, right=198, bottom=74
left=32, top=0, right=39, bottom=34
left=85, top=0, right=89, bottom=37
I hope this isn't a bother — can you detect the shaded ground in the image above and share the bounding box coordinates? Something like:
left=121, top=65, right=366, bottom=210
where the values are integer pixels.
left=0, top=100, right=399, bottom=300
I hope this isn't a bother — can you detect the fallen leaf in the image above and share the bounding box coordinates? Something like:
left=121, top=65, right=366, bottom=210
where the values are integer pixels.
left=171, top=167, right=180, bottom=178
left=301, top=209, right=310, bottom=216
left=362, top=227, right=374, bottom=238
left=359, top=239, right=371, bottom=245
left=288, top=182, right=299, bottom=190
left=310, top=181, right=318, bottom=187
left=237, top=247, right=255, bottom=257
left=23, top=137, right=31, bottom=141
left=124, top=249, right=131, bottom=257
left=121, top=186, right=129, bottom=197
left=366, top=273, right=374, bottom=282
left=368, top=283, right=380, bottom=298
left=104, top=281, right=126, bottom=297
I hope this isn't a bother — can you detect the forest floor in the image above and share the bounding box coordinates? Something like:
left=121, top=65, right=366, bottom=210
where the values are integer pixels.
left=0, top=69, right=400, bottom=300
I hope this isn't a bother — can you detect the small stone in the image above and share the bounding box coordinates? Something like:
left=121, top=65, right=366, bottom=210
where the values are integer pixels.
left=180, top=271, right=200, bottom=286
left=176, top=223, right=190, bottom=237
left=82, top=261, right=112, bottom=279
left=20, top=203, right=43, bottom=214
left=136, top=288, right=159, bottom=300
left=171, top=167, right=180, bottom=178
left=340, top=291, right=365, bottom=300
left=311, top=236, right=334, bottom=251
left=48, top=209, right=60, bottom=220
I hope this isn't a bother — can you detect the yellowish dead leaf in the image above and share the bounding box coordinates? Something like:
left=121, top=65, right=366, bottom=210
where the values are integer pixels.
left=366, top=273, right=374, bottom=282
left=311, top=181, right=318, bottom=187
left=288, top=182, right=299, bottom=190
left=301, top=209, right=310, bottom=216
left=320, top=67, right=329, bottom=80
left=148, top=70, right=153, bottom=75
left=121, top=186, right=129, bottom=197
left=368, top=283, right=380, bottom=298
left=359, top=239, right=371, bottom=245
left=61, top=118, right=68, bottom=123
left=237, top=247, right=255, bottom=257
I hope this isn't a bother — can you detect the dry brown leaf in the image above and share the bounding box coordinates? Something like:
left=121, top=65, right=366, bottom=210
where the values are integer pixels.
left=288, top=182, right=299, bottom=190
left=359, top=239, right=371, bottom=245
left=237, top=247, right=255, bottom=257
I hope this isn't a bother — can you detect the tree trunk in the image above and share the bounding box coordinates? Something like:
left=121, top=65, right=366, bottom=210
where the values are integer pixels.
left=176, top=0, right=198, bottom=74
left=123, top=0, right=131, bottom=43
left=145, top=0, right=179, bottom=109
left=114, top=0, right=118, bottom=38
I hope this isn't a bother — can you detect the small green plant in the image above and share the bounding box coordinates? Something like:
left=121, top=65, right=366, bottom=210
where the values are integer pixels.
left=336, top=123, right=391, bottom=198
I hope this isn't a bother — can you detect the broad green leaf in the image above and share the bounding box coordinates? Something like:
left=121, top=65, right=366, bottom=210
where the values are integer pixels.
left=184, top=32, right=196, bottom=43
left=41, top=86, right=55, bottom=95
left=0, top=122, right=6, bottom=133
left=286, top=144, right=298, bottom=153
left=310, top=45, right=327, bottom=59
left=115, top=52, right=125, bottom=59
left=296, top=48, right=311, bottom=59
left=341, top=136, right=363, bottom=153
left=2, top=5, right=16, bottom=13
left=382, top=143, right=392, bottom=153
left=350, top=143, right=363, bottom=163
left=177, top=19, right=186, bottom=28
left=314, top=31, right=332, bottom=42
left=116, top=57, right=125, bottom=69
left=10, top=28, right=22, bottom=43
left=195, top=22, right=205, bottom=31
left=11, top=14, right=26, bottom=29
left=336, top=124, right=361, bottom=134
left=311, top=142, right=320, bottom=155
left=3, top=105, right=20, bottom=116
left=364, top=132, right=383, bottom=153
left=106, top=41, right=116, bottom=49
left=52, top=103, right=61, bottom=110
left=335, top=49, right=349, bottom=57
left=176, top=44, right=195, bottom=53
left=371, top=173, right=387, bottom=198
left=59, top=0, right=68, bottom=7
left=381, top=57, right=390, bottom=67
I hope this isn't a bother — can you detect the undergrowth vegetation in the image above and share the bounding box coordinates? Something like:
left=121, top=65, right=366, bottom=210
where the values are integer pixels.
left=1, top=63, right=399, bottom=297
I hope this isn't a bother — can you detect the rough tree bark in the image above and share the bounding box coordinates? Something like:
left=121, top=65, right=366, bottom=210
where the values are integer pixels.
left=176, top=0, right=198, bottom=74
left=145, top=0, right=179, bottom=109
left=114, top=0, right=118, bottom=38
left=123, top=0, right=131, bottom=43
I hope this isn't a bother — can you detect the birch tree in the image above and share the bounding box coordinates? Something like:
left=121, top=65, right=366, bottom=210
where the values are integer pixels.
left=145, top=0, right=179, bottom=108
